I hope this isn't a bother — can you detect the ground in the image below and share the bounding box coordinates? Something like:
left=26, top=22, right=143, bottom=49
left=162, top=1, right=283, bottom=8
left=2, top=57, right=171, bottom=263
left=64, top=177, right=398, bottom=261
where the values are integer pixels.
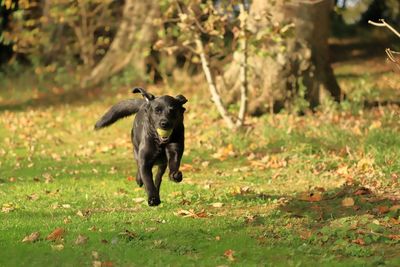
left=0, top=38, right=400, bottom=266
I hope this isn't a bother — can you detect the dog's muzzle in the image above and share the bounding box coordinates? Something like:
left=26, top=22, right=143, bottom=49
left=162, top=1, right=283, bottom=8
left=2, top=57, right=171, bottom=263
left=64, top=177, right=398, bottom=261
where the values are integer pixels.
left=156, top=128, right=173, bottom=142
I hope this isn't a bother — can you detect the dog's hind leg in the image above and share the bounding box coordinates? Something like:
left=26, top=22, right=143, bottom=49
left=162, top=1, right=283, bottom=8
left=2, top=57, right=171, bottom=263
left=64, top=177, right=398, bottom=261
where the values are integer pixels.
left=136, top=171, right=143, bottom=187
left=155, top=164, right=167, bottom=194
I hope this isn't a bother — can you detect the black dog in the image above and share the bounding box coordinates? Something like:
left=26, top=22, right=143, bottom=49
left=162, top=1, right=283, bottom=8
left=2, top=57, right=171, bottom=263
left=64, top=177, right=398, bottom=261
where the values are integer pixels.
left=95, top=87, right=187, bottom=206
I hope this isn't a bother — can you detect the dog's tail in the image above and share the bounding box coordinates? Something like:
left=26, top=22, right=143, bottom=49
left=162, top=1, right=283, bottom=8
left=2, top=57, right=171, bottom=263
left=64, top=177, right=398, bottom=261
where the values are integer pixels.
left=94, top=99, right=145, bottom=130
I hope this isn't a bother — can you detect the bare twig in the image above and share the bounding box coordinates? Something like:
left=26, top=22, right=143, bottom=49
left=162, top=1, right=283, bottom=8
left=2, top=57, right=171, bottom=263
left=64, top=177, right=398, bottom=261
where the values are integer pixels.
left=368, top=19, right=400, bottom=38
left=175, top=0, right=236, bottom=129
left=195, top=35, right=235, bottom=129
left=386, top=49, right=400, bottom=72
left=369, top=19, right=400, bottom=72
left=236, top=3, right=248, bottom=127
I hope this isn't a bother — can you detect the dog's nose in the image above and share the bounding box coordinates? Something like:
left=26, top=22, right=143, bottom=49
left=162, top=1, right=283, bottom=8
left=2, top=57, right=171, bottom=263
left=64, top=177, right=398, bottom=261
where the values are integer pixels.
left=160, top=120, right=169, bottom=129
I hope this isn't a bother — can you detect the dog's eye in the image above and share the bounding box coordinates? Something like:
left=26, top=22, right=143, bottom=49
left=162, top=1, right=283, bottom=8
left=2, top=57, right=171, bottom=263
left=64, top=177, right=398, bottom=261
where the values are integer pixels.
left=154, top=107, right=162, bottom=114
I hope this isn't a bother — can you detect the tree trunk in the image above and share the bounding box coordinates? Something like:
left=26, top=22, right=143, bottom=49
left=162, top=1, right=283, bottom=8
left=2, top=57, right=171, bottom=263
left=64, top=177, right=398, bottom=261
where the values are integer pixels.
left=218, top=0, right=341, bottom=115
left=81, top=0, right=159, bottom=87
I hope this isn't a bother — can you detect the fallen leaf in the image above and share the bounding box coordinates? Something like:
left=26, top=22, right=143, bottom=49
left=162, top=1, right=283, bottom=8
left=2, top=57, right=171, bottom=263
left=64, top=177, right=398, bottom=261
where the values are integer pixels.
left=388, top=234, right=400, bottom=240
left=201, top=161, right=210, bottom=167
left=92, top=251, right=99, bottom=259
left=92, top=261, right=102, bottom=267
left=26, top=193, right=39, bottom=201
left=51, top=244, right=64, bottom=251
left=389, top=205, right=400, bottom=212
left=376, top=206, right=389, bottom=214
left=212, top=144, right=235, bottom=161
left=76, top=210, right=85, bottom=217
left=46, top=227, right=65, bottom=241
left=342, top=197, right=355, bottom=207
left=75, top=234, right=88, bottom=245
left=354, top=187, right=372, bottom=196
left=64, top=217, right=71, bottom=224
left=211, top=202, right=224, bottom=208
left=299, top=230, right=312, bottom=240
left=133, top=197, right=146, bottom=203
left=22, top=232, right=40, bottom=243
left=119, top=229, right=137, bottom=240
left=2, top=203, right=16, bottom=213
left=180, top=164, right=194, bottom=171
left=174, top=209, right=208, bottom=218
left=300, top=192, right=322, bottom=202
left=224, top=249, right=235, bottom=261
left=352, top=238, right=365, bottom=246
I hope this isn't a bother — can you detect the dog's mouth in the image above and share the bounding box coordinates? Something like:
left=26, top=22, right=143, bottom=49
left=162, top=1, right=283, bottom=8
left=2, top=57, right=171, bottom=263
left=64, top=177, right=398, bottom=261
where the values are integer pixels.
left=156, top=128, right=173, bottom=142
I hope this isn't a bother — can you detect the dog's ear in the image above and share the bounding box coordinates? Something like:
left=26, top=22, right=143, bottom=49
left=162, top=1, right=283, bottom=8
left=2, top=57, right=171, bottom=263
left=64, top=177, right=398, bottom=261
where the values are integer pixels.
left=132, top=87, right=155, bottom=102
left=175, top=95, right=187, bottom=105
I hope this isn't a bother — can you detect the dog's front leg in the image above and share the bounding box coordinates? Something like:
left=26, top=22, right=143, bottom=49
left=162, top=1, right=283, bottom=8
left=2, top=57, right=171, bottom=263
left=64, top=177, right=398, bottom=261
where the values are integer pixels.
left=166, top=143, right=184, bottom=183
left=138, top=162, right=160, bottom=206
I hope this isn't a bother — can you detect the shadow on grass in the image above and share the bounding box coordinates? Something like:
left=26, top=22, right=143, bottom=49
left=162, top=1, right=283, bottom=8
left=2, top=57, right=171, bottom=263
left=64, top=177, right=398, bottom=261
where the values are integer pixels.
left=232, top=183, right=398, bottom=224
left=330, top=40, right=399, bottom=64
left=281, top=184, right=397, bottom=221
left=0, top=86, right=106, bottom=112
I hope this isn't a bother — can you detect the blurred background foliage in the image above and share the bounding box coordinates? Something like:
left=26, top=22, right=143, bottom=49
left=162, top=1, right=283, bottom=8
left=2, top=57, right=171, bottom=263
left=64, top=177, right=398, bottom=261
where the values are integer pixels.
left=0, top=0, right=399, bottom=117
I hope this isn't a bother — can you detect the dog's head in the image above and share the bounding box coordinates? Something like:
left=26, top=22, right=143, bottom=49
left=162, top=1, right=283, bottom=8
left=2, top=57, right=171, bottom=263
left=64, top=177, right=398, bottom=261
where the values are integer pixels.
left=133, top=87, right=187, bottom=142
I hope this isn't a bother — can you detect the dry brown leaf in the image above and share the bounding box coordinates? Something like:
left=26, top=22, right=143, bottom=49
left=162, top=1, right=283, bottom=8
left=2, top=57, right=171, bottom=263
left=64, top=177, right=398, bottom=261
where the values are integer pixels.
left=76, top=210, right=85, bottom=218
left=26, top=193, right=39, bottom=201
left=300, top=192, right=322, bottom=202
left=51, top=244, right=64, bottom=251
left=174, top=209, right=208, bottom=218
left=212, top=144, right=235, bottom=161
left=133, top=197, right=146, bottom=203
left=299, top=230, right=312, bottom=240
left=224, top=249, right=235, bottom=261
left=22, top=232, right=40, bottom=243
left=376, top=206, right=390, bottom=214
left=126, top=176, right=135, bottom=182
left=180, top=164, right=194, bottom=171
left=75, top=234, right=88, bottom=245
left=92, top=251, right=99, bottom=259
left=46, top=227, right=65, bottom=241
left=354, top=187, right=372, bottom=196
left=342, top=197, right=355, bottom=207
left=389, top=205, right=400, bottom=212
left=352, top=238, right=365, bottom=246
left=388, top=234, right=400, bottom=240
left=1, top=203, right=15, bottom=213
left=211, top=202, right=224, bottom=208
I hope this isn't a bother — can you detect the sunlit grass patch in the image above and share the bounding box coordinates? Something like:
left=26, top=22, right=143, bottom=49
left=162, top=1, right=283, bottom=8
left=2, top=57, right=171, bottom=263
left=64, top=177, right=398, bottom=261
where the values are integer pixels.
left=1, top=77, right=400, bottom=266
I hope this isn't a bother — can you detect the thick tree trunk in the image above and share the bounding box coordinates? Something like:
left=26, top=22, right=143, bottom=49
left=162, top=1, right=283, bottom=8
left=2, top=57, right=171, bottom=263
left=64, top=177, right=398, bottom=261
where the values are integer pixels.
left=81, top=0, right=159, bottom=87
left=218, top=0, right=341, bottom=115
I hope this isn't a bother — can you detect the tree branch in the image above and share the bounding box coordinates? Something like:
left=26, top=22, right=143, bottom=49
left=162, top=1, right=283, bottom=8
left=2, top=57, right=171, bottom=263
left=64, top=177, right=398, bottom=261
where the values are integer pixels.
left=236, top=3, right=248, bottom=127
left=368, top=19, right=400, bottom=38
left=195, top=35, right=235, bottom=129
left=369, top=19, right=400, bottom=72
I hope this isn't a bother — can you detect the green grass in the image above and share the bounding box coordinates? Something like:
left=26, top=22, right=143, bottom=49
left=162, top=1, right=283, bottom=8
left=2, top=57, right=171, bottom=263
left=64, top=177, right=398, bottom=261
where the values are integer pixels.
left=1, top=78, right=400, bottom=266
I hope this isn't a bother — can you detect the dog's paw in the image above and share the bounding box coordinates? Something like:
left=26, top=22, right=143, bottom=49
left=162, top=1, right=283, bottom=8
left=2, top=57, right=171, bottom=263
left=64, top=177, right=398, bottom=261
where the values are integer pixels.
left=148, top=196, right=161, bottom=206
left=169, top=171, right=183, bottom=183
left=136, top=176, right=143, bottom=187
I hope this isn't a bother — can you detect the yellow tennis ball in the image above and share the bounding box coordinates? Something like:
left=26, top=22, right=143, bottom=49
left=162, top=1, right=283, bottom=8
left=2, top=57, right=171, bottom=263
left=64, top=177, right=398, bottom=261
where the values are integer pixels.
left=156, top=128, right=173, bottom=138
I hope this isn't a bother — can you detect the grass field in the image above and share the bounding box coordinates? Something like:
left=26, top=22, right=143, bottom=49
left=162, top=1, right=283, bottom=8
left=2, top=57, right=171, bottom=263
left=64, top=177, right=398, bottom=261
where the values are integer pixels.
left=1, top=54, right=400, bottom=266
